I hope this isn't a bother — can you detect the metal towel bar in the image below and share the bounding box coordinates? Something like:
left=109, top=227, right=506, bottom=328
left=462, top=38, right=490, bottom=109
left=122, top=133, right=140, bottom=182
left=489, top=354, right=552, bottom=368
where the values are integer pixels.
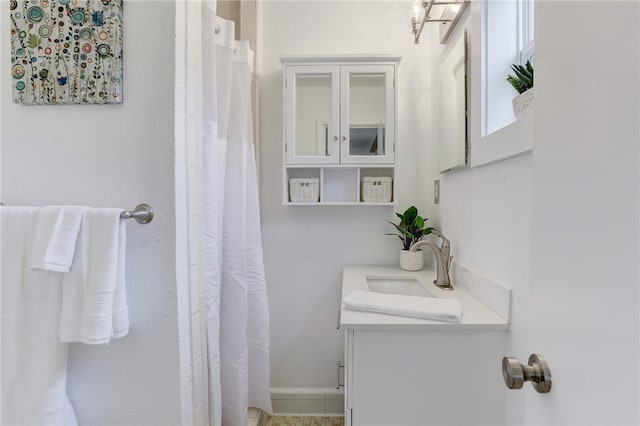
left=0, top=202, right=154, bottom=225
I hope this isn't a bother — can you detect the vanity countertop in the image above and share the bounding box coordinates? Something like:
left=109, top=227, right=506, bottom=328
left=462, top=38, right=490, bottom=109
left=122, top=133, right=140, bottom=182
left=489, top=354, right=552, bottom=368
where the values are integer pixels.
left=340, top=266, right=510, bottom=330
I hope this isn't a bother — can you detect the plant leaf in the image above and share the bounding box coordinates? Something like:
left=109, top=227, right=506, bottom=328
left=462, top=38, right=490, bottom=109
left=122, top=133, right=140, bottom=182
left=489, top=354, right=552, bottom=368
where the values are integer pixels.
left=525, top=60, right=534, bottom=75
left=511, top=63, right=532, bottom=80
left=512, top=67, right=532, bottom=88
left=507, top=75, right=526, bottom=94
left=526, top=61, right=534, bottom=87
left=386, top=222, right=403, bottom=233
left=510, top=63, right=533, bottom=88
left=402, top=205, right=418, bottom=224
left=397, top=229, right=414, bottom=239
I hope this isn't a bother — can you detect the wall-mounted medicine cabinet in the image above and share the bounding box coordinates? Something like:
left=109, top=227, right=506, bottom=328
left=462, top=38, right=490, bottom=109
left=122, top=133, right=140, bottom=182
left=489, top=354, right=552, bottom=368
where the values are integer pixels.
left=281, top=55, right=400, bottom=205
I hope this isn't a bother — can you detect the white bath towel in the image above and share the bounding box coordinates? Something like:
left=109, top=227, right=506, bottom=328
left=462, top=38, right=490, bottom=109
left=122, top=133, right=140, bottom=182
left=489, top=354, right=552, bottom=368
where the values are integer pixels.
left=343, top=289, right=462, bottom=323
left=1, top=206, right=78, bottom=426
left=31, top=205, right=87, bottom=272
left=59, top=208, right=129, bottom=344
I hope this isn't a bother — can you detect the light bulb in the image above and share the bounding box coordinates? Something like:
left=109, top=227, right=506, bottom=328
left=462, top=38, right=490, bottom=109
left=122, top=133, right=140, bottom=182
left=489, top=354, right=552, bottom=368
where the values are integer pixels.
left=413, top=0, right=422, bottom=20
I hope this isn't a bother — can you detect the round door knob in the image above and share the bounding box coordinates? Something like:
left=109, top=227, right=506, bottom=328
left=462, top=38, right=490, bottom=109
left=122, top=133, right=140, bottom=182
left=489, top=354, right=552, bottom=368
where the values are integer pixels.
left=502, top=357, right=525, bottom=389
left=501, top=353, right=552, bottom=394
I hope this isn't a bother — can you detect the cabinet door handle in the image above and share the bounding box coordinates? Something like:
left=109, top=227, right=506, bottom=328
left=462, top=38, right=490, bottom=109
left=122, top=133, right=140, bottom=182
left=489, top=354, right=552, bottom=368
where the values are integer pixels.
left=327, top=136, right=337, bottom=156
left=342, top=136, right=347, bottom=142
left=336, top=308, right=341, bottom=329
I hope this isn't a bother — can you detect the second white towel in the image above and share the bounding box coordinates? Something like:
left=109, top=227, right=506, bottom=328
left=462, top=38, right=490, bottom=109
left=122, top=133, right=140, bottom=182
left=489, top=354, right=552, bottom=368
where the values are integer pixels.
left=59, top=208, right=129, bottom=344
left=31, top=205, right=87, bottom=272
left=343, top=289, right=462, bottom=323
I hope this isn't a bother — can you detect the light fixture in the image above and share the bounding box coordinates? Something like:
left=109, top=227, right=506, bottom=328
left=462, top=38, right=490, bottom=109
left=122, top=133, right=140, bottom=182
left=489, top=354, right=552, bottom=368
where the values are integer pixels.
left=411, top=0, right=469, bottom=44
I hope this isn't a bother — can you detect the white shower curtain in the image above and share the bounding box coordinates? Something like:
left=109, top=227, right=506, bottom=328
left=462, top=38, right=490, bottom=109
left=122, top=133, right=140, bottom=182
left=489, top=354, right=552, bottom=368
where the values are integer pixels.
left=201, top=3, right=272, bottom=425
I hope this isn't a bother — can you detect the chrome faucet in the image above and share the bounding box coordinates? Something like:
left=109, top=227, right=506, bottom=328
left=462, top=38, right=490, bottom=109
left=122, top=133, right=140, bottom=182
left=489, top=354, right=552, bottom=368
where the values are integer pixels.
left=409, top=231, right=453, bottom=290
left=429, top=230, right=451, bottom=268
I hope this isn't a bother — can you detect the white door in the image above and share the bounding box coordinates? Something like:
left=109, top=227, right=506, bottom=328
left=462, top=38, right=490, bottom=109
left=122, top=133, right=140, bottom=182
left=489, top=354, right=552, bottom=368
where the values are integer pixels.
left=522, top=2, right=639, bottom=424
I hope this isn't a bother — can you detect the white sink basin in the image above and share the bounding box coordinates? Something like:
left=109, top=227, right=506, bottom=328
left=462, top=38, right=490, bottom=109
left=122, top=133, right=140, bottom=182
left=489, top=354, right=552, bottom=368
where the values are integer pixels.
left=341, top=267, right=511, bottom=329
left=366, top=276, right=438, bottom=298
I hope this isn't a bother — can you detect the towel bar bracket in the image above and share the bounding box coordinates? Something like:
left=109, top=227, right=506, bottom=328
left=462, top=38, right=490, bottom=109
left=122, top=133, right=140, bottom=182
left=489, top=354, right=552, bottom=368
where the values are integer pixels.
left=120, top=204, right=154, bottom=224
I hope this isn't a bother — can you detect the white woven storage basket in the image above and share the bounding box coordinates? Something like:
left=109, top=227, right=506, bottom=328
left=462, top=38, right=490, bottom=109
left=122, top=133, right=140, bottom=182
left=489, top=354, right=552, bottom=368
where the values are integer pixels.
left=289, top=178, right=320, bottom=202
left=362, top=176, right=392, bottom=202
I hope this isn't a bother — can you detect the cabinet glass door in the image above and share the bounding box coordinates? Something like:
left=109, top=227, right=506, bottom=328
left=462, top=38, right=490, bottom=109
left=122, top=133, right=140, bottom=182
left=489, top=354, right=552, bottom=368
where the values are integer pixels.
left=340, top=65, right=395, bottom=164
left=285, top=66, right=340, bottom=164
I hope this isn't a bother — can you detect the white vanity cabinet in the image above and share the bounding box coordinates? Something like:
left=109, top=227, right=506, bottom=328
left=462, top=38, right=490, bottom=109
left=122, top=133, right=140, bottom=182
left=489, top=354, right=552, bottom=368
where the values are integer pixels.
left=281, top=56, right=399, bottom=205
left=343, top=328, right=507, bottom=426
left=340, top=267, right=510, bottom=426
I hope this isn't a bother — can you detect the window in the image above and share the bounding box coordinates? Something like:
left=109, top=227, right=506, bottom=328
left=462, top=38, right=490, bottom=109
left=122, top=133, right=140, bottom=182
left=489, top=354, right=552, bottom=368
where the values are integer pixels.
left=481, top=0, right=535, bottom=136
left=519, top=0, right=535, bottom=64
left=468, top=0, right=535, bottom=166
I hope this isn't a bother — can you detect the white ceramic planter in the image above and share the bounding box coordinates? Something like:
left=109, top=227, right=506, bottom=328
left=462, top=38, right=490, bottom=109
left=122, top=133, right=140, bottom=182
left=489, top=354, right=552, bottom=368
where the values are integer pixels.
left=400, top=249, right=423, bottom=271
left=512, top=88, right=534, bottom=118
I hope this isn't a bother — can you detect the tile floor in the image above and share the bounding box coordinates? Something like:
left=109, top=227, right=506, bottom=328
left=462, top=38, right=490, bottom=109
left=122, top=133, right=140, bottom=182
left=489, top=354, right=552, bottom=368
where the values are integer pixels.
left=248, top=408, right=262, bottom=426
left=265, top=416, right=344, bottom=426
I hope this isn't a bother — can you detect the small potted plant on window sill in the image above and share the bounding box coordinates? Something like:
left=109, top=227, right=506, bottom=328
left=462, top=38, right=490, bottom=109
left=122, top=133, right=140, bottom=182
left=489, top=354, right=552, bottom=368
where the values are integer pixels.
left=387, top=205, right=434, bottom=271
left=507, top=60, right=534, bottom=118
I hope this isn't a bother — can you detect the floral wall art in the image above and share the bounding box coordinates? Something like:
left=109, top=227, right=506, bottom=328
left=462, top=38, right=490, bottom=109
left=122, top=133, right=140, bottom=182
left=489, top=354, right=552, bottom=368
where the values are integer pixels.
left=10, top=0, right=123, bottom=105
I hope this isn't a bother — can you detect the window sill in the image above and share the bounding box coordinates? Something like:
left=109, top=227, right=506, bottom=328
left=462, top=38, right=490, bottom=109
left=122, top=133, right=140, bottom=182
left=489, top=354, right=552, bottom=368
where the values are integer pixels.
left=470, top=114, right=533, bottom=167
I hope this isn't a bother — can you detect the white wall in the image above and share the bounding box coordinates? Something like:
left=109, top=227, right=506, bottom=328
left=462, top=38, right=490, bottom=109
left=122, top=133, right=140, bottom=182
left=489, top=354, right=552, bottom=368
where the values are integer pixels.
left=1, top=2, right=184, bottom=424
left=258, top=1, right=436, bottom=388
left=437, top=154, right=531, bottom=425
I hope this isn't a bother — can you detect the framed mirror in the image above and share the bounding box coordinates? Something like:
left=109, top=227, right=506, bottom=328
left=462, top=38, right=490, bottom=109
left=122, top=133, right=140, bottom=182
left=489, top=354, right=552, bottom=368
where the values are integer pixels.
left=437, top=32, right=468, bottom=173
left=293, top=72, right=336, bottom=158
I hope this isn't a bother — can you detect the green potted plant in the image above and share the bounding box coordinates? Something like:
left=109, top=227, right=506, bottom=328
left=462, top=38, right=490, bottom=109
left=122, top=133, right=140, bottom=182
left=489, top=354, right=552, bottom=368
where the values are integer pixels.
left=387, top=205, right=434, bottom=271
left=506, top=60, right=534, bottom=118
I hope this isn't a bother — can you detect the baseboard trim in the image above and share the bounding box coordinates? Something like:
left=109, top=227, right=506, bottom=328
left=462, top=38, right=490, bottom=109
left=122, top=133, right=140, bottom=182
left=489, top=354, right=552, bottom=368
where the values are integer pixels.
left=270, top=387, right=345, bottom=416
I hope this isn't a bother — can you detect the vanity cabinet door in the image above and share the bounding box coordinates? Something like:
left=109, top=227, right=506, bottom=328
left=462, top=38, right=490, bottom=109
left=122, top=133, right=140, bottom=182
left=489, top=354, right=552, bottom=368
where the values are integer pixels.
left=285, top=65, right=340, bottom=165
left=346, top=329, right=506, bottom=425
left=340, top=65, right=395, bottom=164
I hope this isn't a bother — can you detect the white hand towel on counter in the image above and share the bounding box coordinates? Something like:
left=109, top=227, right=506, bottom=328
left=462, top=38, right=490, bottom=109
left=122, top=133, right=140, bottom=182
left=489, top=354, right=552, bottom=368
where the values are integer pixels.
left=31, top=205, right=87, bottom=272
left=1, top=206, right=78, bottom=426
left=59, top=208, right=129, bottom=344
left=343, top=289, right=462, bottom=323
